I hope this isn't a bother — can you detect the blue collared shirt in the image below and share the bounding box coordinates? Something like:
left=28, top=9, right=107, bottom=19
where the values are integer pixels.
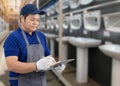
left=3, top=27, right=50, bottom=85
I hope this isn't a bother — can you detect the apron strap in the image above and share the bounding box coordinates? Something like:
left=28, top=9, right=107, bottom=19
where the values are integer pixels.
left=21, top=29, right=41, bottom=46
left=35, top=32, right=41, bottom=44
left=21, top=29, right=29, bottom=45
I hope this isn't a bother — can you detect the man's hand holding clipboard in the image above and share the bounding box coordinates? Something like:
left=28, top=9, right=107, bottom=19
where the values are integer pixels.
left=46, top=59, right=75, bottom=72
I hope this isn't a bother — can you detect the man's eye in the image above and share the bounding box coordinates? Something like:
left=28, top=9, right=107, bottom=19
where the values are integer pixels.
left=30, top=19, right=35, bottom=21
left=37, top=19, right=40, bottom=22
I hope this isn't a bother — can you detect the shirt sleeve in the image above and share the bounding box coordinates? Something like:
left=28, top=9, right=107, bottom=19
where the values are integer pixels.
left=3, top=34, right=19, bottom=57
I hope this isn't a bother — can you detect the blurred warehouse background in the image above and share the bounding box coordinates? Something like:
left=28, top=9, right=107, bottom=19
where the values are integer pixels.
left=1, top=0, right=120, bottom=86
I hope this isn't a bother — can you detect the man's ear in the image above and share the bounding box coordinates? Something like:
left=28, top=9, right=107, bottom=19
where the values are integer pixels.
left=20, top=15, right=24, bottom=23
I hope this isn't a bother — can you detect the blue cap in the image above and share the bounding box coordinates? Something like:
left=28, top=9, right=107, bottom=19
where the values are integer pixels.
left=20, top=4, right=45, bottom=15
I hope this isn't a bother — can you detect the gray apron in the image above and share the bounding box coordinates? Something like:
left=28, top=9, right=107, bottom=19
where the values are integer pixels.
left=18, top=30, right=46, bottom=86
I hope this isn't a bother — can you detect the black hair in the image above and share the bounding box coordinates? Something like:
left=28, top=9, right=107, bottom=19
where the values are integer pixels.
left=19, top=14, right=29, bottom=23
left=23, top=14, right=29, bottom=19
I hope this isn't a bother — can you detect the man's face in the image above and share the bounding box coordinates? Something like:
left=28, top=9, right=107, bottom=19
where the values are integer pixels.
left=21, top=14, right=40, bottom=33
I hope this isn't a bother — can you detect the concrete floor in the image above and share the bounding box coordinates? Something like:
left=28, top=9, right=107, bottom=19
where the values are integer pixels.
left=57, top=64, right=100, bottom=86
left=47, top=71, right=64, bottom=86
left=0, top=72, right=10, bottom=86
left=62, top=68, right=100, bottom=86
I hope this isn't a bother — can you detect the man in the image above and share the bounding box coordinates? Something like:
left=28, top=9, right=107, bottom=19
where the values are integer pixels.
left=3, top=4, right=65, bottom=86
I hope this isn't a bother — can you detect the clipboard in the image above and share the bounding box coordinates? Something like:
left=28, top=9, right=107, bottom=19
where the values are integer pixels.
left=46, top=59, right=75, bottom=71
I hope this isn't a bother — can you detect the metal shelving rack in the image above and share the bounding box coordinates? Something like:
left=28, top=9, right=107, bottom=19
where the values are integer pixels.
left=44, top=0, right=120, bottom=19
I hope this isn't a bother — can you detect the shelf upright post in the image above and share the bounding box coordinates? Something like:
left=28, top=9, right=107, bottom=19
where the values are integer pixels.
left=58, top=0, right=63, bottom=61
left=36, top=0, right=39, bottom=9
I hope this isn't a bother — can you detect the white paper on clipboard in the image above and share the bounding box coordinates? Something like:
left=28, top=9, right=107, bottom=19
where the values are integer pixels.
left=46, top=59, right=75, bottom=71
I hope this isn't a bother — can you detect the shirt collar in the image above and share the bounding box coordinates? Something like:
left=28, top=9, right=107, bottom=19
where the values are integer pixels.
left=19, top=27, right=36, bottom=36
